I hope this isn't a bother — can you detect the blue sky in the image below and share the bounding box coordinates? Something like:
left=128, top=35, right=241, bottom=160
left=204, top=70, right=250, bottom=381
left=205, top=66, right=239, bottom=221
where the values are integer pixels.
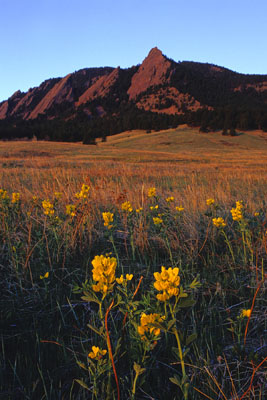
left=1, top=0, right=267, bottom=102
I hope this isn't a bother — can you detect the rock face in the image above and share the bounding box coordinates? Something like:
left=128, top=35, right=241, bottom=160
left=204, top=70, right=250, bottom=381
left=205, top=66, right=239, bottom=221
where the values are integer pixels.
left=77, top=67, right=120, bottom=106
left=1, top=47, right=267, bottom=122
left=28, top=74, right=73, bottom=119
left=0, top=101, right=8, bottom=119
left=127, top=47, right=172, bottom=99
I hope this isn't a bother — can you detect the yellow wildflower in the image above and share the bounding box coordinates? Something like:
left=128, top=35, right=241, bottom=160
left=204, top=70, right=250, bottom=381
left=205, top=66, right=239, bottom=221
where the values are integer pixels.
left=88, top=346, right=107, bottom=359
left=241, top=309, right=251, bottom=318
left=231, top=200, right=244, bottom=221
left=176, top=206, right=184, bottom=212
left=121, top=201, right=133, bottom=213
left=212, top=217, right=226, bottom=228
left=116, top=275, right=124, bottom=284
left=40, top=272, right=49, bottom=280
left=91, top=255, right=117, bottom=294
left=153, top=217, right=163, bottom=225
left=166, top=196, right=174, bottom=203
left=137, top=313, right=165, bottom=340
left=116, top=273, right=133, bottom=285
left=148, top=187, right=156, bottom=198
left=154, top=266, right=180, bottom=301
left=66, top=204, right=76, bottom=217
left=102, top=212, right=114, bottom=229
left=42, top=200, right=54, bottom=216
left=206, top=198, right=215, bottom=206
left=0, top=189, right=9, bottom=200
left=11, top=192, right=20, bottom=203
left=75, top=184, right=90, bottom=199
left=136, top=207, right=143, bottom=213
left=254, top=212, right=259, bottom=217
left=150, top=205, right=159, bottom=211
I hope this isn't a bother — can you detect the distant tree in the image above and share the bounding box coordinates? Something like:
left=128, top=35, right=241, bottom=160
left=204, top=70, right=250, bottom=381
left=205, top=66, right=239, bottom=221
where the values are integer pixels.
left=230, top=127, right=237, bottom=136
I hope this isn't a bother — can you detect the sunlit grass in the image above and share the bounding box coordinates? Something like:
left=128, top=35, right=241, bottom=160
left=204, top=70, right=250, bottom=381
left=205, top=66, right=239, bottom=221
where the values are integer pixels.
left=0, top=130, right=266, bottom=399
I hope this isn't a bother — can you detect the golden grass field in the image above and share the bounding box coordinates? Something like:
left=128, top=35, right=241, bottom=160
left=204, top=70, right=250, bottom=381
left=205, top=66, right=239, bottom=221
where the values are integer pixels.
left=1, top=126, right=267, bottom=399
left=1, top=125, right=267, bottom=213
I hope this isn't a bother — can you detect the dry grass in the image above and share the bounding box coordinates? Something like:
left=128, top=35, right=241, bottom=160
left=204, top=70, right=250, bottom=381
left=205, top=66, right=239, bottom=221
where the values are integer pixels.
left=1, top=127, right=267, bottom=215
left=1, top=127, right=266, bottom=399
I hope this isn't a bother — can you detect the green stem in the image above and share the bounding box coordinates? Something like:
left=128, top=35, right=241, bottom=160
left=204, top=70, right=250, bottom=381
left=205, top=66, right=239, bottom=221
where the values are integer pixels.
left=241, top=230, right=247, bottom=264
left=132, top=371, right=139, bottom=398
left=109, top=234, right=121, bottom=270
left=170, top=304, right=188, bottom=399
left=99, top=301, right=103, bottom=320
left=222, top=230, right=235, bottom=265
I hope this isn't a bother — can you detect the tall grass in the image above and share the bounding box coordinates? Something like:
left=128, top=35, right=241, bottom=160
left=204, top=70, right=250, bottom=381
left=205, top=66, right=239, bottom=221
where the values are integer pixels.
left=0, top=139, right=266, bottom=399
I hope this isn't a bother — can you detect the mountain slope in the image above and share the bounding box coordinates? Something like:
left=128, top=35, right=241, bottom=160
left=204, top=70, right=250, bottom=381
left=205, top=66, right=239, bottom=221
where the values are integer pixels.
left=1, top=47, right=267, bottom=140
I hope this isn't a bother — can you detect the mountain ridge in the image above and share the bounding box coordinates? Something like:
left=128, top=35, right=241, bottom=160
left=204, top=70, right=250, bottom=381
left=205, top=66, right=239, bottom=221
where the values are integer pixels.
left=1, top=47, right=267, bottom=140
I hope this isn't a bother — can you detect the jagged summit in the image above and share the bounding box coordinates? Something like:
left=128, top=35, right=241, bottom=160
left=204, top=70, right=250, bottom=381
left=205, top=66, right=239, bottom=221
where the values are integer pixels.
left=127, top=47, right=172, bottom=99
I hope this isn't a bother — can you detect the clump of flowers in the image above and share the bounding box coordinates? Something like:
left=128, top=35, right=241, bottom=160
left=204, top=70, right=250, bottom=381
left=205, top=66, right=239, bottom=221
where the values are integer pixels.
left=166, top=196, right=174, bottom=203
left=0, top=189, right=9, bottom=200
left=148, top=187, right=156, bottom=198
left=66, top=204, right=76, bottom=217
left=154, top=266, right=180, bottom=301
left=102, top=212, right=114, bottom=229
left=150, top=205, right=158, bottom=211
left=88, top=346, right=107, bottom=360
left=137, top=313, right=165, bottom=340
left=116, top=273, right=133, bottom=285
left=42, top=200, right=54, bottom=216
left=11, top=192, right=20, bottom=203
left=135, top=207, right=143, bottom=213
left=121, top=201, right=133, bottom=213
left=241, top=309, right=251, bottom=318
left=91, top=255, right=117, bottom=294
left=75, top=184, right=90, bottom=199
left=176, top=205, right=184, bottom=212
left=206, top=198, right=215, bottom=206
left=231, top=200, right=243, bottom=221
left=40, top=272, right=49, bottom=280
left=212, top=217, right=226, bottom=228
left=153, top=216, right=163, bottom=225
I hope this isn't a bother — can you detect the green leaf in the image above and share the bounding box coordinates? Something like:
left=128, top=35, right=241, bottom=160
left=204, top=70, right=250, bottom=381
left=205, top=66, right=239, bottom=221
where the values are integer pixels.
left=167, top=319, right=176, bottom=331
left=189, top=277, right=201, bottom=289
left=178, top=297, right=196, bottom=308
left=183, top=348, right=190, bottom=358
left=186, top=333, right=197, bottom=346
left=169, top=374, right=181, bottom=387
left=133, top=362, right=146, bottom=375
left=87, top=323, right=104, bottom=336
left=81, top=291, right=100, bottom=304
left=172, top=347, right=180, bottom=360
left=77, top=361, right=87, bottom=371
left=75, top=379, right=90, bottom=391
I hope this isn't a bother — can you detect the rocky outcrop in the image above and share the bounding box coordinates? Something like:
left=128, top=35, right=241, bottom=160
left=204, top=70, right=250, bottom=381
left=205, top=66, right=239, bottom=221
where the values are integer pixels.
left=127, top=47, right=173, bottom=99
left=0, top=101, right=8, bottom=119
left=77, top=67, right=119, bottom=105
left=28, top=74, right=73, bottom=119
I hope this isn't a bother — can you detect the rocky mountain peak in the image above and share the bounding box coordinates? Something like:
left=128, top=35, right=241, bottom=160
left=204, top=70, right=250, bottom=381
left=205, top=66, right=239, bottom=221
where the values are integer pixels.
left=127, top=47, right=172, bottom=99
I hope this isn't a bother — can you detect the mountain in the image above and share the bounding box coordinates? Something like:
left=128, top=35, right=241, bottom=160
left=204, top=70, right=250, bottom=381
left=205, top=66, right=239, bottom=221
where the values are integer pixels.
left=1, top=47, right=267, bottom=141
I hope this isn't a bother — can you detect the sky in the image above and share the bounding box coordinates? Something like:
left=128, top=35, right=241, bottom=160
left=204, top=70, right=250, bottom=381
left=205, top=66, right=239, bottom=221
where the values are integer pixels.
left=1, top=0, right=267, bottom=102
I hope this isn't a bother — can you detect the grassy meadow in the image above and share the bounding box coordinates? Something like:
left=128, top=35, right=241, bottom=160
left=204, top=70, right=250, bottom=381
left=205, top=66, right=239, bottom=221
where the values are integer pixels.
left=0, top=126, right=266, bottom=399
